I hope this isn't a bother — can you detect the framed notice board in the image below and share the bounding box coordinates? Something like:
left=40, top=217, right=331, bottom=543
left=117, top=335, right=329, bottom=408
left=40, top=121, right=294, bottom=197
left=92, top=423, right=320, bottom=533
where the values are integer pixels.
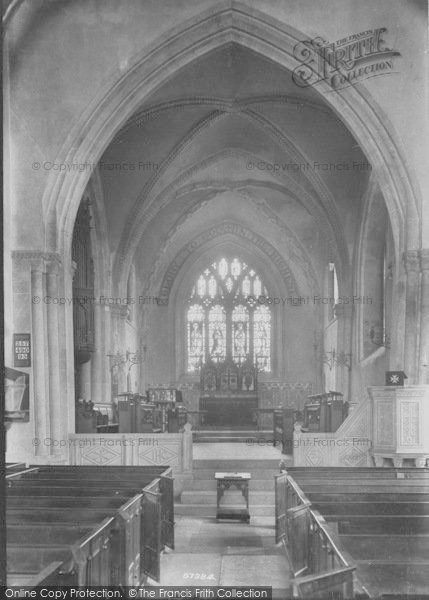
left=13, top=333, right=31, bottom=367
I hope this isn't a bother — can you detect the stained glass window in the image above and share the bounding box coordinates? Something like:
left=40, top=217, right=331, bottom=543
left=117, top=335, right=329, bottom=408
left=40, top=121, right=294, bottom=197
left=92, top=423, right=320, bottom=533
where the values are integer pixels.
left=187, top=304, right=205, bottom=371
left=254, top=305, right=271, bottom=372
left=186, top=258, right=272, bottom=372
left=232, top=305, right=249, bottom=362
left=208, top=305, right=226, bottom=360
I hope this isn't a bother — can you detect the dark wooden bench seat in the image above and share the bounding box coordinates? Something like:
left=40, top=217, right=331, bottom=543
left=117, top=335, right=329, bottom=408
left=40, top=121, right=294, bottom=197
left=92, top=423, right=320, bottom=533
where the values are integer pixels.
left=339, top=534, right=429, bottom=562
left=8, top=477, right=159, bottom=487
left=7, top=561, right=65, bottom=587
left=287, top=467, right=429, bottom=597
left=6, top=465, right=174, bottom=587
left=7, top=516, right=115, bottom=587
left=307, top=491, right=429, bottom=503
left=312, top=500, right=429, bottom=516
left=6, top=508, right=121, bottom=524
left=7, top=524, right=93, bottom=545
left=7, top=495, right=131, bottom=509
left=287, top=467, right=429, bottom=479
left=333, top=514, right=429, bottom=535
left=7, top=545, right=72, bottom=574
left=7, top=485, right=138, bottom=496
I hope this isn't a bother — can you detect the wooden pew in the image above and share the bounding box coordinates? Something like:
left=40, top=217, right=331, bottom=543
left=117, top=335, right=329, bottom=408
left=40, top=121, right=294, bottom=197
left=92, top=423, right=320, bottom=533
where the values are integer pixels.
left=6, top=465, right=174, bottom=585
left=7, top=517, right=115, bottom=587
left=7, top=498, right=142, bottom=586
left=286, top=467, right=429, bottom=597
left=8, top=464, right=175, bottom=550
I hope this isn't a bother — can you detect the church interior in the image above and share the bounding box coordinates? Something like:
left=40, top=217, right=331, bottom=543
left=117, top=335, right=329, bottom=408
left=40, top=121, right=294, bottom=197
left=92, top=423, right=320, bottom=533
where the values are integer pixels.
left=3, top=0, right=429, bottom=597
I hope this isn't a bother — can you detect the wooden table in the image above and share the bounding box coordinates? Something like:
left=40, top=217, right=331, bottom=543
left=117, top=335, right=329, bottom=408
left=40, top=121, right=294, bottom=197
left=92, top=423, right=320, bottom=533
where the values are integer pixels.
left=215, top=472, right=251, bottom=522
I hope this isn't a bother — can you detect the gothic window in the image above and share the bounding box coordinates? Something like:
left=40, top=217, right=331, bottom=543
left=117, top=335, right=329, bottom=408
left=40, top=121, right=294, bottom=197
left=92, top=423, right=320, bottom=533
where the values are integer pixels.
left=232, top=305, right=249, bottom=363
left=187, top=304, right=205, bottom=371
left=186, top=258, right=272, bottom=372
left=208, top=305, right=226, bottom=359
left=254, top=305, right=271, bottom=372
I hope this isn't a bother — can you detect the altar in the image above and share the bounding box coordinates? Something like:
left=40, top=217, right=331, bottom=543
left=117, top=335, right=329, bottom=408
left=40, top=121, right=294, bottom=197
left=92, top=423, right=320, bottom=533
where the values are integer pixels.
left=199, top=359, right=258, bottom=428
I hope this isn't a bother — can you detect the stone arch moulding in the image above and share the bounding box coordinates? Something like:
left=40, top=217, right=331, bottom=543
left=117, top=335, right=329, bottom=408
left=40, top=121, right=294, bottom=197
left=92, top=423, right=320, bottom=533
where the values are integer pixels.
left=157, top=222, right=300, bottom=306
left=354, top=175, right=403, bottom=368
left=40, top=0, right=418, bottom=263
left=134, top=180, right=322, bottom=304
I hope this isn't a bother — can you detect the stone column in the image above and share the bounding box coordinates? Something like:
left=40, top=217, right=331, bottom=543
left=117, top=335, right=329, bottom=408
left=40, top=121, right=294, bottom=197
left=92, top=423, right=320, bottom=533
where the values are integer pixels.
left=31, top=258, right=49, bottom=456
left=403, top=251, right=420, bottom=382
left=79, top=361, right=92, bottom=400
left=110, top=304, right=129, bottom=393
left=91, top=300, right=103, bottom=403
left=46, top=260, right=63, bottom=457
left=419, top=250, right=429, bottom=383
left=63, top=260, right=77, bottom=437
left=182, top=422, right=193, bottom=472
left=334, top=303, right=353, bottom=397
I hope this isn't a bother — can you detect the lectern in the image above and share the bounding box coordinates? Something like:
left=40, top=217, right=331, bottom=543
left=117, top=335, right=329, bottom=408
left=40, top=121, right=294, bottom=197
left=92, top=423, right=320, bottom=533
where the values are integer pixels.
left=215, top=472, right=251, bottom=522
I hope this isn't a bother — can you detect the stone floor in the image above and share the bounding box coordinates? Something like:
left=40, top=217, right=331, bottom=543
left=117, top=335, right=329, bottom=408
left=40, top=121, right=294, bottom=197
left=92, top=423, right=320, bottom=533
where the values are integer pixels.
left=159, top=516, right=291, bottom=598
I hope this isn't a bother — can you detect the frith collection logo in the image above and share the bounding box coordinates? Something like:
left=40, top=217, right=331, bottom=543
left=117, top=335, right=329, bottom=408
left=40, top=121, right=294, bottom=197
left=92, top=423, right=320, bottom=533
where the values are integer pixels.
left=292, top=28, right=400, bottom=90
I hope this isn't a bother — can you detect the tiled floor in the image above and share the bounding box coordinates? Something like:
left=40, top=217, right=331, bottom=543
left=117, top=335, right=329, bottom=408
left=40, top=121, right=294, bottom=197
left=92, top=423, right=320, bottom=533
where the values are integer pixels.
left=160, top=516, right=291, bottom=598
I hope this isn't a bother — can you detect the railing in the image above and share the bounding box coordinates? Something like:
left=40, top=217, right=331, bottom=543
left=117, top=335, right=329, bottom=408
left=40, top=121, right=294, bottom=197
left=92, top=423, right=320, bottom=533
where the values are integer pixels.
left=275, top=472, right=355, bottom=599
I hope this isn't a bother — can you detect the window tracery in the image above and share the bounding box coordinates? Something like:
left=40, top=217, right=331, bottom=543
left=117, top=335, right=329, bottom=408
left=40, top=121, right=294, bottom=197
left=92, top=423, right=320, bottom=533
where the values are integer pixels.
left=186, top=258, right=272, bottom=372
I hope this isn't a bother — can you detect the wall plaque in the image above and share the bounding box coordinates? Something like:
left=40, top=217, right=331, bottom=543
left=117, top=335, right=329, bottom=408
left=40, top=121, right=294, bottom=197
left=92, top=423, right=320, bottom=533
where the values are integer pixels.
left=13, top=333, right=31, bottom=367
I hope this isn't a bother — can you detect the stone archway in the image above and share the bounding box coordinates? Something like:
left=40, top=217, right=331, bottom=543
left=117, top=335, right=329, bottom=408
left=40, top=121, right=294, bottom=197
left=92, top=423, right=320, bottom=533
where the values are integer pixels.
left=19, top=0, right=422, bottom=438
left=45, top=1, right=418, bottom=265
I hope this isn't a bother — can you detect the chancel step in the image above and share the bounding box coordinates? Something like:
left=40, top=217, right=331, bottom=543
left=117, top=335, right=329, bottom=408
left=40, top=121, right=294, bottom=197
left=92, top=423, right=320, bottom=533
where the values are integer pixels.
left=181, top=490, right=274, bottom=505
left=194, top=430, right=275, bottom=443
left=175, top=504, right=275, bottom=517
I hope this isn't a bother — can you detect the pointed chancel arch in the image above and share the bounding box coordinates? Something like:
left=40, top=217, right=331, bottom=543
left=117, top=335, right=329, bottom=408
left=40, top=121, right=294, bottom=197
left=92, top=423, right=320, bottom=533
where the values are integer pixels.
left=45, top=0, right=418, bottom=268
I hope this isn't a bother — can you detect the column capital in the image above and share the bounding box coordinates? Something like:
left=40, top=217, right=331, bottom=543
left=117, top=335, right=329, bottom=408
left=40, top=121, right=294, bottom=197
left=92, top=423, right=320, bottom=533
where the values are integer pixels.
left=403, top=250, right=420, bottom=273
left=109, top=303, right=129, bottom=319
left=420, top=249, right=429, bottom=271
left=334, top=303, right=353, bottom=319
left=12, top=250, right=62, bottom=273
left=46, top=259, right=61, bottom=276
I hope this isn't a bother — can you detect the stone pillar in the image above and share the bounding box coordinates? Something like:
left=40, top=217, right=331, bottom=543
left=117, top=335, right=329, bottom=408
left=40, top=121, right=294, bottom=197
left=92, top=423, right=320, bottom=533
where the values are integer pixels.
left=182, top=422, right=193, bottom=472
left=333, top=303, right=353, bottom=397
left=110, top=304, right=129, bottom=393
left=79, top=361, right=92, bottom=400
left=63, top=260, right=77, bottom=437
left=46, top=260, right=63, bottom=457
left=403, top=251, right=420, bottom=382
left=30, top=258, right=49, bottom=456
left=103, top=304, right=112, bottom=401
left=419, top=250, right=429, bottom=384
left=91, top=301, right=103, bottom=403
